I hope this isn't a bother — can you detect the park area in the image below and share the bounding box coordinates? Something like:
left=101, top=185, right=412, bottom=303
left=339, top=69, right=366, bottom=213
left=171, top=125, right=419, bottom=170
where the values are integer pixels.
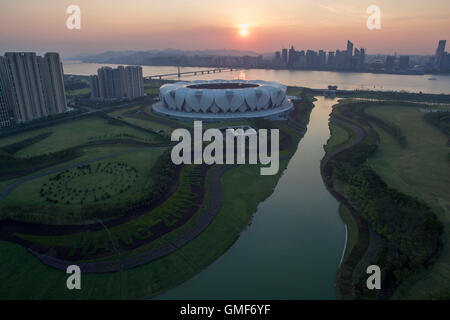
left=365, top=105, right=450, bottom=299
left=322, top=99, right=449, bottom=299
left=0, top=92, right=315, bottom=298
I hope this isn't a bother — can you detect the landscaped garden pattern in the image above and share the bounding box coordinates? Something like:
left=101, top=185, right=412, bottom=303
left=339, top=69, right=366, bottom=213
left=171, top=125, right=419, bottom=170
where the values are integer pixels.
left=0, top=89, right=315, bottom=298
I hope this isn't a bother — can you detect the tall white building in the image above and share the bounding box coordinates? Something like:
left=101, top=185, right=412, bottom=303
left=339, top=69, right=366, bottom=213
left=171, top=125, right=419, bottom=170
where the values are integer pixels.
left=0, top=80, right=11, bottom=128
left=0, top=52, right=67, bottom=124
left=90, top=75, right=100, bottom=100
left=38, top=53, right=67, bottom=114
left=125, top=66, right=144, bottom=99
left=97, top=66, right=115, bottom=101
left=91, top=65, right=144, bottom=102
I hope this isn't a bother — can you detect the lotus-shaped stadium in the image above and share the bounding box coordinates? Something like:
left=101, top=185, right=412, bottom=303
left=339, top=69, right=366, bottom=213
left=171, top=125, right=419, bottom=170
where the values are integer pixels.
left=152, top=80, right=294, bottom=120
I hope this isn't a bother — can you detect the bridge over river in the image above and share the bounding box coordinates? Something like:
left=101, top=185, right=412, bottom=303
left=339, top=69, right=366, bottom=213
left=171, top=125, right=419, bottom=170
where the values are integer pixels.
left=146, top=67, right=238, bottom=80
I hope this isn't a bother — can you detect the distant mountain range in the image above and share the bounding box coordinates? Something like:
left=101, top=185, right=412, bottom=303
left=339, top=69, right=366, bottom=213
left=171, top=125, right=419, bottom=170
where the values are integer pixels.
left=67, top=49, right=265, bottom=64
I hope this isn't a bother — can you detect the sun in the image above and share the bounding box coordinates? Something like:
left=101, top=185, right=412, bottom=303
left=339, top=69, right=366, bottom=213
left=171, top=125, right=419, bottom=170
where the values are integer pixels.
left=239, top=24, right=249, bottom=37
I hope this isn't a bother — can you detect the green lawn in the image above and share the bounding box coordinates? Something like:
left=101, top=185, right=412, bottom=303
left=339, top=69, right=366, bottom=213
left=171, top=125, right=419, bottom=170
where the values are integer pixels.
left=66, top=87, right=91, bottom=97
left=118, top=117, right=175, bottom=135
left=0, top=148, right=165, bottom=224
left=16, top=164, right=201, bottom=256
left=365, top=105, right=450, bottom=299
left=144, top=88, right=159, bottom=95
left=117, top=102, right=256, bottom=135
left=0, top=91, right=310, bottom=299
left=0, top=117, right=159, bottom=158
left=107, top=105, right=142, bottom=118
left=324, top=122, right=352, bottom=155
left=0, top=160, right=290, bottom=299
left=0, top=145, right=140, bottom=187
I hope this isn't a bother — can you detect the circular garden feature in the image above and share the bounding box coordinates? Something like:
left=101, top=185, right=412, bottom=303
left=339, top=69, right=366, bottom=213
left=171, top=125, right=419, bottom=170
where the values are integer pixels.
left=40, top=162, right=138, bottom=205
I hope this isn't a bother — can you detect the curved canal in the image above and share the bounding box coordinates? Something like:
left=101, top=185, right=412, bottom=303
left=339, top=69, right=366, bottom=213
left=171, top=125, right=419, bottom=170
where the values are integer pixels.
left=157, top=96, right=346, bottom=299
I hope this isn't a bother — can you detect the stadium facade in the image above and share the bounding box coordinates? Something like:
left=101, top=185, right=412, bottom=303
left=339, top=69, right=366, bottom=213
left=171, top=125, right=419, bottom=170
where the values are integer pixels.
left=153, top=80, right=293, bottom=120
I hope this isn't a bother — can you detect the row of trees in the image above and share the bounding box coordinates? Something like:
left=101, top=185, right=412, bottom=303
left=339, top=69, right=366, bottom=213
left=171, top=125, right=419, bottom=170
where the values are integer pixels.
left=40, top=162, right=138, bottom=205
left=330, top=102, right=443, bottom=299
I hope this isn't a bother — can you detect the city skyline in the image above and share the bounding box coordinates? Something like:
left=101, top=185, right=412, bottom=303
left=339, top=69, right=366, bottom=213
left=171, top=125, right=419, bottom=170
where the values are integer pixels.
left=1, top=0, right=450, bottom=57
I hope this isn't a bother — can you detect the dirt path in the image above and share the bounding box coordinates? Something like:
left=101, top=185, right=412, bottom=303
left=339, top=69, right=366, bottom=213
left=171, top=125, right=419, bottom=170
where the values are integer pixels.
left=320, top=113, right=371, bottom=299
left=321, top=115, right=365, bottom=167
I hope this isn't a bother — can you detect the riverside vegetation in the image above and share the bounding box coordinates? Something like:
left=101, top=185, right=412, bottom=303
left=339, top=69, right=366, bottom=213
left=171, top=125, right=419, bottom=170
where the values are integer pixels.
left=323, top=99, right=448, bottom=299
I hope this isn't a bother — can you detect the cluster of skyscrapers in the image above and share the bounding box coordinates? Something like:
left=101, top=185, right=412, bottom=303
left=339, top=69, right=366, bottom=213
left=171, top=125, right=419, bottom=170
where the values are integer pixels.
left=376, top=40, right=448, bottom=73
left=90, top=66, right=145, bottom=102
left=275, top=41, right=366, bottom=71
left=383, top=55, right=411, bottom=72
left=0, top=52, right=67, bottom=128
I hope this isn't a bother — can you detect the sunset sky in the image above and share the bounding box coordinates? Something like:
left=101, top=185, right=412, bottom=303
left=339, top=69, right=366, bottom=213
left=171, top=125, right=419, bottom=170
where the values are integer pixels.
left=0, top=0, right=449, bottom=58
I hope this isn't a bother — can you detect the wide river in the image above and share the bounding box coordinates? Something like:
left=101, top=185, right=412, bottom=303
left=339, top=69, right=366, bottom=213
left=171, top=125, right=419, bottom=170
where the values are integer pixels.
left=64, top=61, right=450, bottom=94
left=64, top=62, right=448, bottom=298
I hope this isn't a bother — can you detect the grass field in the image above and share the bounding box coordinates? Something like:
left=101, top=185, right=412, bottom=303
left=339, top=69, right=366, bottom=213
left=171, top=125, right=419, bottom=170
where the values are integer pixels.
left=114, top=101, right=261, bottom=135
left=0, top=91, right=312, bottom=299
left=144, top=87, right=159, bottom=95
left=109, top=104, right=183, bottom=134
left=322, top=115, right=364, bottom=297
left=66, top=87, right=90, bottom=97
left=0, top=117, right=159, bottom=158
left=15, top=164, right=201, bottom=257
left=0, top=148, right=165, bottom=224
left=0, top=161, right=290, bottom=299
left=324, top=122, right=352, bottom=155
left=322, top=100, right=447, bottom=299
left=107, top=105, right=142, bottom=118
left=117, top=117, right=175, bottom=134
left=364, top=105, right=450, bottom=299
left=0, top=145, right=139, bottom=186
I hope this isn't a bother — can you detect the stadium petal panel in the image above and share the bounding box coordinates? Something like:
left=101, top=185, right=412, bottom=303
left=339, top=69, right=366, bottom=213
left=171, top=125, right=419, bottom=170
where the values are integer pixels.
left=154, top=80, right=293, bottom=120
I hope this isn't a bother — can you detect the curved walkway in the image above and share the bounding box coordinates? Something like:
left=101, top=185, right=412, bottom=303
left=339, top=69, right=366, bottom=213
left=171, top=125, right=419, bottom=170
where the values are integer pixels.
left=321, top=115, right=365, bottom=167
left=30, top=128, right=300, bottom=273
left=9, top=102, right=307, bottom=273
left=26, top=118, right=306, bottom=272
left=319, top=112, right=371, bottom=300
left=29, top=165, right=234, bottom=273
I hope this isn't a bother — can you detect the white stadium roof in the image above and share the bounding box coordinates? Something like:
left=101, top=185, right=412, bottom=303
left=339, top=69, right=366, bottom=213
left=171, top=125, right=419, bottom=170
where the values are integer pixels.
left=156, top=80, right=292, bottom=119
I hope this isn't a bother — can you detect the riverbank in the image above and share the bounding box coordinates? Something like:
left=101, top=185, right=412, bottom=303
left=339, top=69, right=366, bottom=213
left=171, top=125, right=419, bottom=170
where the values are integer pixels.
left=321, top=99, right=445, bottom=299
